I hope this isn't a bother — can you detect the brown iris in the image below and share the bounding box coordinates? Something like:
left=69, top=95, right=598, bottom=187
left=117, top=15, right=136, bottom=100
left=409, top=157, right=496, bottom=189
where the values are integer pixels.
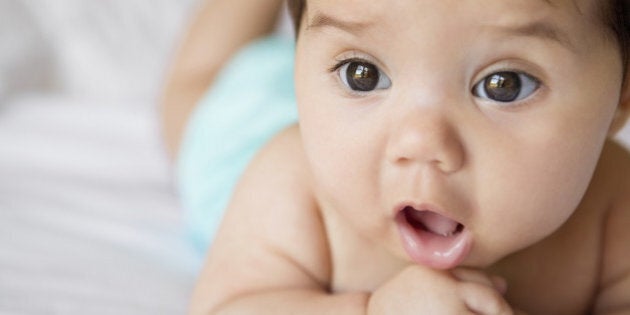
left=346, top=62, right=380, bottom=91
left=483, top=72, right=522, bottom=102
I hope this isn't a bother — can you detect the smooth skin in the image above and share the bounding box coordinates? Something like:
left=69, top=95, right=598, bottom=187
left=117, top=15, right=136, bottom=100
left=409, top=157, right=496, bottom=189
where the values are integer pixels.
left=165, top=0, right=630, bottom=314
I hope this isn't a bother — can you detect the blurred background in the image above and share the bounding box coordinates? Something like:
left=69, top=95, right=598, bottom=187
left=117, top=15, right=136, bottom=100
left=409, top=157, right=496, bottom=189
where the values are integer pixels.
left=0, top=1, right=629, bottom=314
left=0, top=1, right=203, bottom=314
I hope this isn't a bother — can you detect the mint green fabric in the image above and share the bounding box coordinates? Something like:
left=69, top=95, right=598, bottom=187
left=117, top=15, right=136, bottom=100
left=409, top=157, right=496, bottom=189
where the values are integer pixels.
left=177, top=36, right=297, bottom=252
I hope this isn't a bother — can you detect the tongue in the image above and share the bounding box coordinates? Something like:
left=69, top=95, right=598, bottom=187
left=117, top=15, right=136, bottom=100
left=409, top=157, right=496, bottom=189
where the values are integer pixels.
left=408, top=210, right=459, bottom=236
left=397, top=208, right=472, bottom=269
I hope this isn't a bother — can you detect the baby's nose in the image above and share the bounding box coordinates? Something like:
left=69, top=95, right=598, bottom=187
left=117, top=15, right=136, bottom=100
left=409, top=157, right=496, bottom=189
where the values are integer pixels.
left=385, top=109, right=465, bottom=174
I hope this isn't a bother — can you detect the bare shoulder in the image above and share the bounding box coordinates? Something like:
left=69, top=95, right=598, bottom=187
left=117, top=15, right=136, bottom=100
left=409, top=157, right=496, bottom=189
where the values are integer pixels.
left=593, top=140, right=630, bottom=314
left=189, top=124, right=331, bottom=313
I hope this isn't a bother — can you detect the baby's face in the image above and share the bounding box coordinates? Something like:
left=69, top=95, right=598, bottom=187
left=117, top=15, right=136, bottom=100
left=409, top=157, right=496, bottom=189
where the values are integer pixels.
left=295, top=0, right=624, bottom=269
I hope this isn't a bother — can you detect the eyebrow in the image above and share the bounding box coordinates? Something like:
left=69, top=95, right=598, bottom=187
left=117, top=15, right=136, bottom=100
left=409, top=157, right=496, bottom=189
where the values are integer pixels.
left=498, top=20, right=576, bottom=52
left=307, top=10, right=576, bottom=53
left=306, top=11, right=373, bottom=35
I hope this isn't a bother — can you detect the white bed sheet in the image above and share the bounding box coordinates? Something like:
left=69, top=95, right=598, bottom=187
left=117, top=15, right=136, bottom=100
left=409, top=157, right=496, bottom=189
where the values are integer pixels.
left=0, top=96, right=202, bottom=314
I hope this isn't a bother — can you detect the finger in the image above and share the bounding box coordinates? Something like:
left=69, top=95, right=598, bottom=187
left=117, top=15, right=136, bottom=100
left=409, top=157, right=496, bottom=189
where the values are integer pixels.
left=490, top=275, right=508, bottom=295
left=451, top=268, right=506, bottom=294
left=459, top=282, right=513, bottom=315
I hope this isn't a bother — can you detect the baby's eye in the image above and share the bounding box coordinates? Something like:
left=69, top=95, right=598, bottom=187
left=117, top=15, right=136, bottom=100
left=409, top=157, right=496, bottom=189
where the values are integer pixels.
left=338, top=60, right=392, bottom=92
left=472, top=71, right=539, bottom=103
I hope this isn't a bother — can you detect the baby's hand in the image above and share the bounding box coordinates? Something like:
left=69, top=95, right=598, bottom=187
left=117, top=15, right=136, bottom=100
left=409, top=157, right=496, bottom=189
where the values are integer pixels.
left=367, top=265, right=515, bottom=315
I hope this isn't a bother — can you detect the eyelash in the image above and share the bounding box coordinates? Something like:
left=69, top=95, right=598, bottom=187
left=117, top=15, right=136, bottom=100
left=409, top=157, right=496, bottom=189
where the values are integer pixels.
left=329, top=57, right=365, bottom=73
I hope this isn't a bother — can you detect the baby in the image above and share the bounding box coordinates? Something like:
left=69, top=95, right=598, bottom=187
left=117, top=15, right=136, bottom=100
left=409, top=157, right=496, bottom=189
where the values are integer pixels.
left=171, top=0, right=630, bottom=314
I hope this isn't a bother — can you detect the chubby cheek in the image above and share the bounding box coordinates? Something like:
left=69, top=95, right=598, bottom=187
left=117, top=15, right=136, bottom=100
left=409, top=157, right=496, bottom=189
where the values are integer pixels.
left=471, top=123, right=606, bottom=264
left=301, top=129, right=386, bottom=239
left=297, top=94, right=384, bottom=231
left=297, top=88, right=349, bottom=190
left=300, top=110, right=380, bottom=208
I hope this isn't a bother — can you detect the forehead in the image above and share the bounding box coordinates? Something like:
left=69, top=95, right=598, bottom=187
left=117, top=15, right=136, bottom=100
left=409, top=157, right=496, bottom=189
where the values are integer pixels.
left=305, top=0, right=600, bottom=25
left=304, top=0, right=607, bottom=53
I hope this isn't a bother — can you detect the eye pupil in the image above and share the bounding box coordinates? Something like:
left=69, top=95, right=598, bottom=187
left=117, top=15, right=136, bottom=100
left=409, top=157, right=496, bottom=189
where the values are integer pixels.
left=347, top=62, right=379, bottom=91
left=484, top=72, right=521, bottom=102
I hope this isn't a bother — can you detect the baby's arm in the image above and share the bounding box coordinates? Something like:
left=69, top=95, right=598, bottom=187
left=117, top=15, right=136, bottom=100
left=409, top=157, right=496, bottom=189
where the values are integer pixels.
left=187, top=126, right=369, bottom=314
left=161, top=0, right=285, bottom=156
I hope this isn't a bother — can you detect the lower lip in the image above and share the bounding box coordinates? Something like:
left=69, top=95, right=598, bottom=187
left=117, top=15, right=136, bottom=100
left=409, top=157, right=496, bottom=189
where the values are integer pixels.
left=395, top=212, right=473, bottom=269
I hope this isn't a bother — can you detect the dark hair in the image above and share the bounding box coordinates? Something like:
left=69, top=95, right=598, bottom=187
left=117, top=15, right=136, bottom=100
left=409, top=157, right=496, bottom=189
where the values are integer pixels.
left=287, top=0, right=630, bottom=70
left=606, top=0, right=630, bottom=71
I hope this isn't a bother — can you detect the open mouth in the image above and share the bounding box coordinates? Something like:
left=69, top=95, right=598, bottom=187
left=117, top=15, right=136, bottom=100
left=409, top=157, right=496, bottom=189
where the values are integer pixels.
left=395, top=205, right=472, bottom=269
left=402, top=206, right=464, bottom=237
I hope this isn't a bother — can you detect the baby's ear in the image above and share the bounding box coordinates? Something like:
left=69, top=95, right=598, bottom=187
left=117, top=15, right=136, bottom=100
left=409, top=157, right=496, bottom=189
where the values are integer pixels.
left=609, top=76, right=630, bottom=136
